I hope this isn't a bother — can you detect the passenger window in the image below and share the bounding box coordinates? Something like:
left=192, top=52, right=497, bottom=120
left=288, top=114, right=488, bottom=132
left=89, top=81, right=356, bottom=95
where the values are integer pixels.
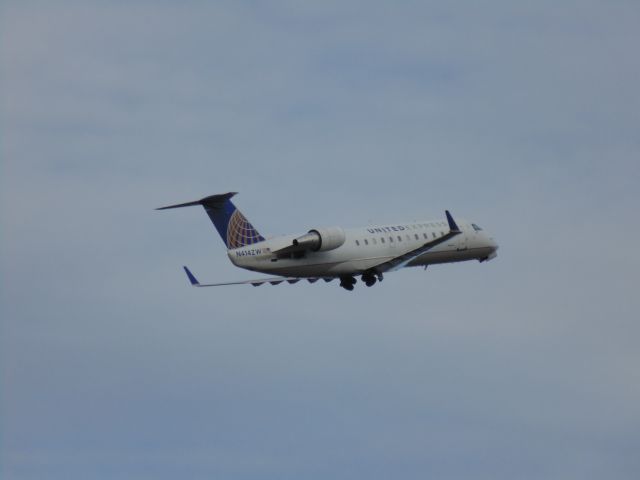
left=389, top=236, right=393, bottom=242
left=364, top=239, right=369, bottom=245
left=414, top=234, right=419, bottom=240
left=397, top=236, right=402, bottom=242
left=440, top=231, right=444, bottom=236
left=381, top=237, right=385, bottom=244
left=372, top=238, right=377, bottom=245
left=432, top=232, right=436, bottom=238
left=356, top=240, right=360, bottom=246
left=423, top=233, right=428, bottom=239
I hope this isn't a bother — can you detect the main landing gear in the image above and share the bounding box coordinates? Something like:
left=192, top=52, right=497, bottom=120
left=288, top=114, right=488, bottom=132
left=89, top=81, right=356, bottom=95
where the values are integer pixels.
left=339, top=276, right=357, bottom=291
left=339, top=271, right=383, bottom=291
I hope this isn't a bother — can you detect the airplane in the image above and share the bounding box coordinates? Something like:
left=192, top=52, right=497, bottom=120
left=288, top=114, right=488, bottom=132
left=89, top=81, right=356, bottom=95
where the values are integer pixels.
left=157, top=192, right=498, bottom=291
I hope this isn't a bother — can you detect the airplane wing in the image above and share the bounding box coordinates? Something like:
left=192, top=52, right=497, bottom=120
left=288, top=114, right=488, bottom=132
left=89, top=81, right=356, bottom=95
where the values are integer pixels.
left=370, top=210, right=462, bottom=274
left=182, top=266, right=331, bottom=287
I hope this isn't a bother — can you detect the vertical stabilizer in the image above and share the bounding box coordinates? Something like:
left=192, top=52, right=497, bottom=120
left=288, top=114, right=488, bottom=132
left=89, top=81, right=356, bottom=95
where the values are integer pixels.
left=156, top=192, right=265, bottom=249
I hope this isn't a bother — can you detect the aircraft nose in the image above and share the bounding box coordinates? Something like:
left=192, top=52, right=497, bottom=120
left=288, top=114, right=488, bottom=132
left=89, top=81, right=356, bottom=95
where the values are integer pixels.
left=484, top=233, right=499, bottom=255
left=480, top=236, right=498, bottom=262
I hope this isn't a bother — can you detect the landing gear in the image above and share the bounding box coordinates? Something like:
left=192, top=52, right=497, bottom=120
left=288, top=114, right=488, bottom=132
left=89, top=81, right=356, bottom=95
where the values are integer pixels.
left=361, top=272, right=377, bottom=287
left=339, top=276, right=357, bottom=291
left=361, top=270, right=383, bottom=287
left=339, top=271, right=383, bottom=290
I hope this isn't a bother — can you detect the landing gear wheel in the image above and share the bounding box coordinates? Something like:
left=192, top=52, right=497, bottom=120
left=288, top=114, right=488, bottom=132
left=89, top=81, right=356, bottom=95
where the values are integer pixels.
left=361, top=271, right=378, bottom=287
left=339, top=276, right=357, bottom=291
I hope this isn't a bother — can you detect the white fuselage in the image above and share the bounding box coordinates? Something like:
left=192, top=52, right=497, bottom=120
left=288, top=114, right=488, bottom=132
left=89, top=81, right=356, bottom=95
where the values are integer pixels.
left=228, top=218, right=498, bottom=278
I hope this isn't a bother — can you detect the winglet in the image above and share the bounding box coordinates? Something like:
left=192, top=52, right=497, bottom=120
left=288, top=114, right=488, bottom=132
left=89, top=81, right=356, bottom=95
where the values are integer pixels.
left=183, top=266, right=200, bottom=286
left=445, top=210, right=461, bottom=233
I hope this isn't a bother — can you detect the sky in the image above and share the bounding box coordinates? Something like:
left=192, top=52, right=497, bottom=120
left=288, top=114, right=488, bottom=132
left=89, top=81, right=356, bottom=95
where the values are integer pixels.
left=1, top=1, right=639, bottom=479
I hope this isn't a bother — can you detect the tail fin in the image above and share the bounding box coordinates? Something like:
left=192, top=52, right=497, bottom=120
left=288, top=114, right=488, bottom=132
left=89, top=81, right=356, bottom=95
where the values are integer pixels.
left=157, top=192, right=265, bottom=249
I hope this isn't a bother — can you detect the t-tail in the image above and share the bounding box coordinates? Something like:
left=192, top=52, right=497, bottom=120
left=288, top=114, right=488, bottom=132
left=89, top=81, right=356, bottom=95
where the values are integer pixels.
left=156, top=192, right=265, bottom=249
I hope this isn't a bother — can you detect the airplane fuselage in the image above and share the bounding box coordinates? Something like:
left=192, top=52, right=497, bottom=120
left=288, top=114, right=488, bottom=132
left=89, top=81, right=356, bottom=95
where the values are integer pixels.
left=230, top=218, right=498, bottom=278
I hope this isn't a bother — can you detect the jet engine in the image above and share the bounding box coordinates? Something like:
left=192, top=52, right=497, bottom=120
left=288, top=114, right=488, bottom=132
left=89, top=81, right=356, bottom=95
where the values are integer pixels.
left=291, top=226, right=346, bottom=252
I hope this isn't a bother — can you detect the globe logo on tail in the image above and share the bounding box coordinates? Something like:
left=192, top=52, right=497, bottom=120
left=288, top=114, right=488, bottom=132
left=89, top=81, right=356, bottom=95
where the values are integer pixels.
left=226, top=210, right=263, bottom=248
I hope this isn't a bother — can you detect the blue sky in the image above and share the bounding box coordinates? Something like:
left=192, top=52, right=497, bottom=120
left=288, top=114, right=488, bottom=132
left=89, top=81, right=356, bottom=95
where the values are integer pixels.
left=2, top=1, right=639, bottom=479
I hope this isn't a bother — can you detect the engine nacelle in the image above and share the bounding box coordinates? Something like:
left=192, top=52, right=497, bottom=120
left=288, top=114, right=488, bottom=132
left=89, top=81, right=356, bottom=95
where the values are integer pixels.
left=292, top=226, right=346, bottom=252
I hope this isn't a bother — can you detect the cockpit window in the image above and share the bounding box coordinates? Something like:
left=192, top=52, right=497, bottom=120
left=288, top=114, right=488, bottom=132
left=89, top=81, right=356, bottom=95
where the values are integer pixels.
left=472, top=223, right=483, bottom=231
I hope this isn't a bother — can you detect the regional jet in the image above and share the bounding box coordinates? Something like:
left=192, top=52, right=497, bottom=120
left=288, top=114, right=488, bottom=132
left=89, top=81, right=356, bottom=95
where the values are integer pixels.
left=157, top=192, right=498, bottom=291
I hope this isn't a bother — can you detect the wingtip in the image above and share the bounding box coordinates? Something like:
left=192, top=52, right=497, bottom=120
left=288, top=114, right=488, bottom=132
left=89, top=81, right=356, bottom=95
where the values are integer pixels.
left=183, top=266, right=200, bottom=286
left=445, top=210, right=461, bottom=233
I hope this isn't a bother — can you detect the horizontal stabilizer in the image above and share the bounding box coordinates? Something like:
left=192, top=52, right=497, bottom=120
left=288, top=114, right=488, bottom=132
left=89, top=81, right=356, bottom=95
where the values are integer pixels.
left=156, top=192, right=237, bottom=210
